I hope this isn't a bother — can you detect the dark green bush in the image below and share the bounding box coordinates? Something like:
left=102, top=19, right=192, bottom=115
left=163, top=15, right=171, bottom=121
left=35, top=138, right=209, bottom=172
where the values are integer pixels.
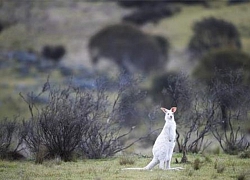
left=42, top=45, right=66, bottom=62
left=88, top=24, right=169, bottom=75
left=188, top=17, right=241, bottom=59
left=193, top=48, right=250, bottom=85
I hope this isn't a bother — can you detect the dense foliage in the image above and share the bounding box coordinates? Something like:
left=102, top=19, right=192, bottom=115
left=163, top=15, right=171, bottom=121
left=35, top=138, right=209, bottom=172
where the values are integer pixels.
left=188, top=17, right=241, bottom=59
left=193, top=48, right=250, bottom=85
left=88, top=24, right=169, bottom=75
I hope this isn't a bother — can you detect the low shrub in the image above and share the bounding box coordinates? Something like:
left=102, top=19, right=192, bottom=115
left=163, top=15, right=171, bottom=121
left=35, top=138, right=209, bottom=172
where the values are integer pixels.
left=119, top=156, right=135, bottom=165
left=217, top=164, right=225, bottom=173
left=41, top=45, right=66, bottom=62
left=0, top=117, right=23, bottom=160
left=21, top=76, right=146, bottom=161
left=193, top=158, right=201, bottom=170
left=237, top=171, right=249, bottom=180
left=239, top=150, right=250, bottom=159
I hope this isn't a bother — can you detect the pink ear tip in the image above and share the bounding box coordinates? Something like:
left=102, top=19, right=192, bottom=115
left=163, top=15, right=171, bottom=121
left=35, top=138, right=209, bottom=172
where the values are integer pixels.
left=171, top=107, right=177, bottom=112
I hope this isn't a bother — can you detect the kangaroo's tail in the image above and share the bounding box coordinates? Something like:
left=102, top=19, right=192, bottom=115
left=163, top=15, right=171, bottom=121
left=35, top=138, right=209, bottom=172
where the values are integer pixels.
left=122, top=158, right=159, bottom=171
left=122, top=167, right=146, bottom=170
left=144, top=158, right=159, bottom=170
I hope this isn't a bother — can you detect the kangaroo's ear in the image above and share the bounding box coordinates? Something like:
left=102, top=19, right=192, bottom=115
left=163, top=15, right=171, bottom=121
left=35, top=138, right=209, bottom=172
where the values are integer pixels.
left=160, top=107, right=167, bottom=113
left=171, top=107, right=177, bottom=113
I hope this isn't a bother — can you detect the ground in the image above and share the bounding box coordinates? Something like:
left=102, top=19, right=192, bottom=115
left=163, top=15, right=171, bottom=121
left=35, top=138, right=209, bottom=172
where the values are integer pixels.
left=0, top=153, right=249, bottom=180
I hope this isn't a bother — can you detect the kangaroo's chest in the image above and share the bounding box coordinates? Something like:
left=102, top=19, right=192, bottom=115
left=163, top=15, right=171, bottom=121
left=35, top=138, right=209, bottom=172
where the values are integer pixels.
left=153, top=122, right=176, bottom=148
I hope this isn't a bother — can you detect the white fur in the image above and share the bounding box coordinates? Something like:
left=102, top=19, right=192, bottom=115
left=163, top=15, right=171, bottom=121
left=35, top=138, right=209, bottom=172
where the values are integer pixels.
left=123, top=107, right=184, bottom=171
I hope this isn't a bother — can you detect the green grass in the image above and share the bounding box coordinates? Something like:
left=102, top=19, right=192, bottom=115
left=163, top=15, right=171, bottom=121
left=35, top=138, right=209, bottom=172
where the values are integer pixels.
left=0, top=153, right=249, bottom=180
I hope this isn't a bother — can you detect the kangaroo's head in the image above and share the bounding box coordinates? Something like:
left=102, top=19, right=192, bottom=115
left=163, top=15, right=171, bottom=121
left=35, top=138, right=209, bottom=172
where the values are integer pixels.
left=160, top=107, right=177, bottom=121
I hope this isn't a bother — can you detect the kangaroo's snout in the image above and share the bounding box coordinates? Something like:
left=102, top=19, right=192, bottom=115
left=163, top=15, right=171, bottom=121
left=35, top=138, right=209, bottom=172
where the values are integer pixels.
left=165, top=113, right=173, bottom=121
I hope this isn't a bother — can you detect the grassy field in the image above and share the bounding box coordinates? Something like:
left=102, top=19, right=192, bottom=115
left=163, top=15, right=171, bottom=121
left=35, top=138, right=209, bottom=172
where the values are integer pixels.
left=0, top=66, right=63, bottom=119
left=0, top=153, right=249, bottom=180
left=155, top=3, right=250, bottom=52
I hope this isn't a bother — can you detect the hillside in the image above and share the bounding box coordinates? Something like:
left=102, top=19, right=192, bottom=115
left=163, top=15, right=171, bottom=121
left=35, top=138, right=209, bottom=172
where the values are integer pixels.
left=0, top=1, right=250, bottom=118
left=0, top=2, right=250, bottom=69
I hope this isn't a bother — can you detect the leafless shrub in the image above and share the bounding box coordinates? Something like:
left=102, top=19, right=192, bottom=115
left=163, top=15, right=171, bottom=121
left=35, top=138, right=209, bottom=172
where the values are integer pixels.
left=154, top=73, right=214, bottom=156
left=0, top=117, right=24, bottom=160
left=79, top=76, right=148, bottom=159
left=208, top=72, right=250, bottom=154
left=21, top=75, right=148, bottom=161
left=161, top=71, right=250, bottom=157
left=180, top=85, right=222, bottom=155
left=211, top=107, right=250, bottom=154
left=21, top=84, right=92, bottom=161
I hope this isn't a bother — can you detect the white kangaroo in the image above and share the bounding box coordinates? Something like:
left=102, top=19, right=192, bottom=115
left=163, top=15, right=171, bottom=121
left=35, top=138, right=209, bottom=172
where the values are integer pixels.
left=123, top=107, right=183, bottom=170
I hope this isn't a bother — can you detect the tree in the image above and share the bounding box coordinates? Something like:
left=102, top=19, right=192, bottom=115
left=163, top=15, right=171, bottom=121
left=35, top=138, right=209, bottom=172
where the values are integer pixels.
left=193, top=49, right=250, bottom=129
left=188, top=17, right=241, bottom=59
left=88, top=24, right=169, bottom=75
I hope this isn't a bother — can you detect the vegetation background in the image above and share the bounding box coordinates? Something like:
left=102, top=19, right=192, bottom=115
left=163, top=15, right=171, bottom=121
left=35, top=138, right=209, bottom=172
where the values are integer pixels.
left=0, top=1, right=250, bottom=179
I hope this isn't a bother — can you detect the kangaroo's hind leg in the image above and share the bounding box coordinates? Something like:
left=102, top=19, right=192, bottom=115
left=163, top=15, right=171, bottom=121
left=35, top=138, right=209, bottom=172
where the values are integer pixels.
left=165, top=143, right=175, bottom=169
left=165, top=147, right=184, bottom=170
left=159, top=160, right=165, bottom=170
